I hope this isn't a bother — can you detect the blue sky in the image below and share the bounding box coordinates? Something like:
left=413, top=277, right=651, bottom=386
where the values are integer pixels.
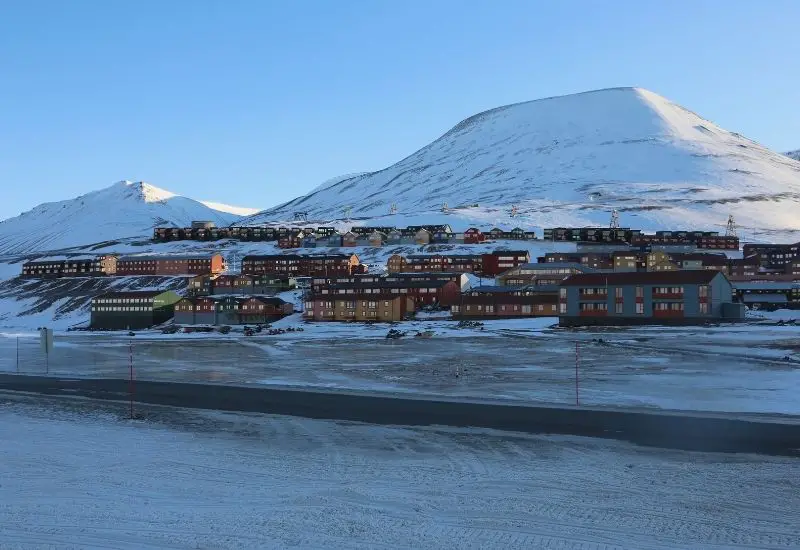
left=1, top=0, right=798, bottom=220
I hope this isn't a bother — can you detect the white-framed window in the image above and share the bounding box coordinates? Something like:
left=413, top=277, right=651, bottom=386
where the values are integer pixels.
left=636, top=303, right=644, bottom=314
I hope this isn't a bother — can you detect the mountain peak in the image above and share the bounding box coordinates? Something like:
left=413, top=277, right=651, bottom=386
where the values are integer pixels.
left=112, top=180, right=177, bottom=203
left=253, top=87, right=800, bottom=234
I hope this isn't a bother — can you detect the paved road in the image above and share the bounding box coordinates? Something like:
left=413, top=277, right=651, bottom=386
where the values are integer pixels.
left=1, top=373, right=799, bottom=456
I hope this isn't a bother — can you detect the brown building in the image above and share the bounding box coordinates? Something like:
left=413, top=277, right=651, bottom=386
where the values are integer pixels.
left=241, top=254, right=360, bottom=277
left=402, top=254, right=483, bottom=274
left=480, top=250, right=531, bottom=276
left=742, top=242, right=800, bottom=270
left=496, top=263, right=600, bottom=287
left=303, top=294, right=415, bottom=322
left=22, top=255, right=117, bottom=278
left=452, top=286, right=558, bottom=319
left=319, top=279, right=461, bottom=308
left=116, top=254, right=224, bottom=276
left=539, top=252, right=613, bottom=270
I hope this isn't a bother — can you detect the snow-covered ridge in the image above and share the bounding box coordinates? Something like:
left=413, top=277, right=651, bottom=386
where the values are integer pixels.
left=252, top=87, right=800, bottom=234
left=787, top=150, right=800, bottom=161
left=199, top=201, right=261, bottom=216
left=0, top=181, right=245, bottom=254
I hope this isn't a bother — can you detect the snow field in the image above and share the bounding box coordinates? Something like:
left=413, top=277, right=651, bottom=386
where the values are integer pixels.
left=1, top=397, right=799, bottom=549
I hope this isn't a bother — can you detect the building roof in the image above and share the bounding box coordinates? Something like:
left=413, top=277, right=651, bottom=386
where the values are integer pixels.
left=93, top=290, right=176, bottom=300
left=25, top=255, right=109, bottom=263
left=406, top=254, right=481, bottom=260
left=328, top=280, right=454, bottom=290
left=560, top=270, right=723, bottom=287
left=383, top=272, right=464, bottom=278
left=486, top=250, right=530, bottom=256
left=732, top=282, right=800, bottom=291
left=119, top=254, right=220, bottom=262
left=507, top=262, right=599, bottom=272
left=181, top=295, right=288, bottom=305
left=742, top=294, right=789, bottom=303
left=242, top=254, right=355, bottom=261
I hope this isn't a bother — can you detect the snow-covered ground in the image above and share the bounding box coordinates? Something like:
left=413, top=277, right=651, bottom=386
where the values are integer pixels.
left=4, top=314, right=799, bottom=415
left=1, top=396, right=798, bottom=549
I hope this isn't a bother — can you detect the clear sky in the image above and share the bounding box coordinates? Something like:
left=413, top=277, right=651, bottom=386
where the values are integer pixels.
left=1, top=0, right=798, bottom=220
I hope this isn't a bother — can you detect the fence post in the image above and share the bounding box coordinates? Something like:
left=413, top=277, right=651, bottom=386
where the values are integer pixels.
left=575, top=341, right=580, bottom=406
left=16, top=337, right=19, bottom=373
left=129, top=339, right=135, bottom=419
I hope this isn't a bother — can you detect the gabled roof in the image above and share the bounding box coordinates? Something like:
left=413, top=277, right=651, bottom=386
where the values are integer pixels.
left=561, top=270, right=724, bottom=287
left=242, top=254, right=354, bottom=261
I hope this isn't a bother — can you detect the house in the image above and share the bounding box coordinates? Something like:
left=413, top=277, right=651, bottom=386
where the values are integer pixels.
left=116, top=254, right=225, bottom=276
left=325, top=232, right=344, bottom=247
left=558, top=270, right=744, bottom=326
left=342, top=231, right=358, bottom=247
left=316, top=227, right=337, bottom=237
left=732, top=282, right=800, bottom=310
left=22, top=255, right=118, bottom=278
left=414, top=229, right=431, bottom=245
left=368, top=231, right=387, bottom=247
left=726, top=255, right=760, bottom=280
left=496, top=263, right=599, bottom=287
left=743, top=242, right=800, bottom=270
left=611, top=251, right=640, bottom=272
left=431, top=230, right=452, bottom=244
left=387, top=230, right=404, bottom=245
left=480, top=250, right=531, bottom=277
left=187, top=274, right=215, bottom=296
left=463, top=228, right=485, bottom=244
left=488, top=228, right=503, bottom=240
left=452, top=286, right=558, bottom=319
left=540, top=252, right=613, bottom=270
left=668, top=252, right=729, bottom=271
left=278, top=230, right=303, bottom=249
left=404, top=254, right=483, bottom=273
left=510, top=228, right=526, bottom=240
left=252, top=275, right=296, bottom=293
left=646, top=251, right=678, bottom=272
left=90, top=290, right=182, bottom=330
left=241, top=254, right=360, bottom=277
left=304, top=294, right=415, bottom=322
left=387, top=254, right=408, bottom=273
left=174, top=295, right=293, bottom=325
left=302, top=233, right=318, bottom=248
left=382, top=272, right=471, bottom=291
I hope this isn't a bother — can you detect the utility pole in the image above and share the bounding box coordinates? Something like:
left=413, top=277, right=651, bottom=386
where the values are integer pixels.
left=610, top=209, right=620, bottom=230
left=129, top=339, right=135, bottom=419
left=575, top=341, right=580, bottom=406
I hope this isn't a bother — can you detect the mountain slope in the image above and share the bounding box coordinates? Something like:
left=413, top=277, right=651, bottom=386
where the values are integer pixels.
left=251, top=87, right=800, bottom=234
left=787, top=150, right=800, bottom=161
left=0, top=181, right=241, bottom=254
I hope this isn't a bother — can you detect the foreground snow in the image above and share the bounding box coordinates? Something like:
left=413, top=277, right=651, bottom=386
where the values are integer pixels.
left=1, top=397, right=798, bottom=549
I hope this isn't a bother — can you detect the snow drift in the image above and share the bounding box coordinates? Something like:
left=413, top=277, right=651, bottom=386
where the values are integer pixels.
left=250, top=87, right=800, bottom=234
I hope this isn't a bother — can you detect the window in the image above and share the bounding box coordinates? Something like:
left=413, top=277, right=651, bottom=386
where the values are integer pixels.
left=614, top=287, right=623, bottom=298
left=486, top=305, right=494, bottom=313
left=635, top=303, right=644, bottom=314
left=699, top=302, right=709, bottom=314
left=635, top=286, right=643, bottom=298
left=559, top=288, right=567, bottom=299
left=699, top=285, right=709, bottom=298
left=615, top=303, right=624, bottom=314
left=522, top=305, right=532, bottom=314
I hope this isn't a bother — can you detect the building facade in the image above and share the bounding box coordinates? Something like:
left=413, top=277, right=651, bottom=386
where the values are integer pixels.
left=303, top=294, right=414, bottom=322
left=173, top=296, right=294, bottom=325
left=90, top=290, right=182, bottom=330
left=22, top=255, right=118, bottom=278
left=116, top=254, right=224, bottom=276
left=451, top=286, right=558, bottom=319
left=558, top=271, right=743, bottom=326
left=241, top=254, right=360, bottom=277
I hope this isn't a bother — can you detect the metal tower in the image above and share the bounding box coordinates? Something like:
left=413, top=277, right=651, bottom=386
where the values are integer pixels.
left=510, top=204, right=519, bottom=217
left=293, top=211, right=309, bottom=222
left=342, top=205, right=352, bottom=220
left=725, top=214, right=738, bottom=238
left=609, top=209, right=620, bottom=229
left=389, top=203, right=398, bottom=215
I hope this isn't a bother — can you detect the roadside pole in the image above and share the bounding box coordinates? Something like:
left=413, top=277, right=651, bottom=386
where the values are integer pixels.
left=575, top=341, right=580, bottom=406
left=16, top=337, right=19, bottom=373
left=129, top=339, right=135, bottom=419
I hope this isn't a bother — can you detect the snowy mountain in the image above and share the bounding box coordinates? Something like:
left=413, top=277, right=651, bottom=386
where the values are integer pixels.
left=0, top=181, right=242, bottom=254
left=786, top=150, right=800, bottom=161
left=199, top=201, right=261, bottom=216
left=250, top=88, right=800, bottom=235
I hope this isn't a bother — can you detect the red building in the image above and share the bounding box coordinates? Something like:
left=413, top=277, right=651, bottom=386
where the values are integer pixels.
left=116, top=254, right=224, bottom=276
left=463, top=228, right=486, bottom=244
left=241, top=254, right=361, bottom=277
left=479, top=250, right=531, bottom=276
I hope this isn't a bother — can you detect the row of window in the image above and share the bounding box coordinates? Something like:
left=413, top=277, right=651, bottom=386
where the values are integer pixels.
left=94, top=297, right=153, bottom=304
left=93, top=306, right=151, bottom=312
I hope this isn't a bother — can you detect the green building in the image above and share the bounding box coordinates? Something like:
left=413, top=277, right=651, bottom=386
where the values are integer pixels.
left=90, top=290, right=182, bottom=330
